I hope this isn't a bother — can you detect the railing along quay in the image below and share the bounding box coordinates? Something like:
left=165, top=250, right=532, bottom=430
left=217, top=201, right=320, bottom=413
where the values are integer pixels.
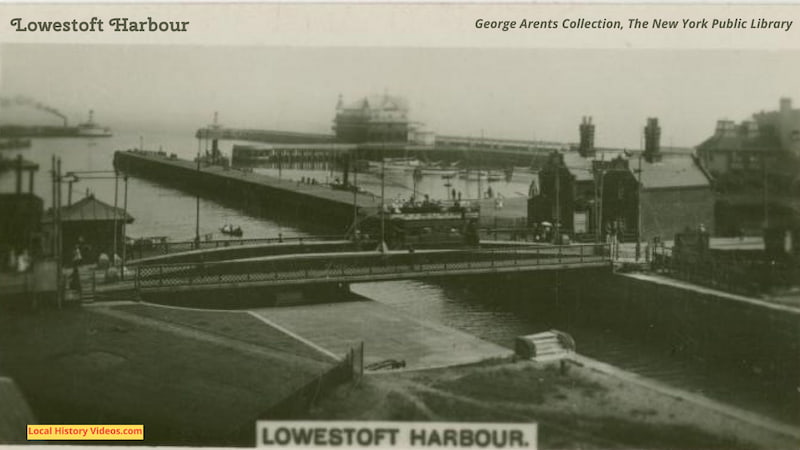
left=134, top=243, right=611, bottom=291
left=652, top=246, right=800, bottom=297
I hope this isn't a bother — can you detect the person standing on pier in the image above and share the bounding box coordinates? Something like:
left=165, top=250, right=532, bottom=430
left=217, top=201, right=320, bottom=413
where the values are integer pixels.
left=72, top=244, right=83, bottom=268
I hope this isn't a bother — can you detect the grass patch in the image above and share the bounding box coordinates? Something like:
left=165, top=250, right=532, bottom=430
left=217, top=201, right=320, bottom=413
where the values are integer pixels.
left=414, top=389, right=522, bottom=422
left=431, top=362, right=605, bottom=405
left=116, top=303, right=336, bottom=363
left=0, top=307, right=331, bottom=446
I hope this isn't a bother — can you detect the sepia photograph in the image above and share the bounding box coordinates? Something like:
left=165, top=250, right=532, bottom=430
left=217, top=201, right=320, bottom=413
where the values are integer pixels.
left=0, top=3, right=799, bottom=449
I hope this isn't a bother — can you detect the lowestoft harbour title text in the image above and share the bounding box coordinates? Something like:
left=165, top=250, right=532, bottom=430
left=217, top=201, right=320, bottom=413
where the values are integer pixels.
left=10, top=17, right=190, bottom=32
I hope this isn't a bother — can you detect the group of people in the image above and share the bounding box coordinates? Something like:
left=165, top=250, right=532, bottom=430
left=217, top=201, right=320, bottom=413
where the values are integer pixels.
left=69, top=239, right=124, bottom=291
left=5, top=248, right=31, bottom=273
left=384, top=194, right=450, bottom=215
left=220, top=224, right=243, bottom=235
left=530, top=222, right=557, bottom=243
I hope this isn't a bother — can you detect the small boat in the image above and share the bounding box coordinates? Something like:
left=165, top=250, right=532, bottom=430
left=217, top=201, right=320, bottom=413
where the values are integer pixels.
left=458, top=170, right=488, bottom=180
left=419, top=165, right=459, bottom=177
left=487, top=171, right=503, bottom=182
left=383, top=157, right=421, bottom=171
left=220, top=224, right=243, bottom=237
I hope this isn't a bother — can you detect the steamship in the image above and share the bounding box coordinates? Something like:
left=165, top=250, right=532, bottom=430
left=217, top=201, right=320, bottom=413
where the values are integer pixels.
left=76, top=110, right=113, bottom=137
left=0, top=110, right=112, bottom=138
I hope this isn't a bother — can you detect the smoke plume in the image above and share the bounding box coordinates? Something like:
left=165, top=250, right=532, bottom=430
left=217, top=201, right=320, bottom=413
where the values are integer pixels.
left=0, top=95, right=68, bottom=126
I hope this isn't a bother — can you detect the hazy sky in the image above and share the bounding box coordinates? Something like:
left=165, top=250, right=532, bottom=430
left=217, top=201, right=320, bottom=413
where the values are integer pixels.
left=2, top=44, right=799, bottom=149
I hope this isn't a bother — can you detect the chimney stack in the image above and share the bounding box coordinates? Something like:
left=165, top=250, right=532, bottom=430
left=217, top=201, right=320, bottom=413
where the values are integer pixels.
left=780, top=97, right=792, bottom=112
left=578, top=116, right=596, bottom=157
left=643, top=117, right=661, bottom=163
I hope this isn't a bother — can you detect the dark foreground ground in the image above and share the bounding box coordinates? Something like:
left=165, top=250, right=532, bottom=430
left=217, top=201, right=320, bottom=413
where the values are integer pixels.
left=0, top=303, right=334, bottom=446
left=1, top=301, right=798, bottom=449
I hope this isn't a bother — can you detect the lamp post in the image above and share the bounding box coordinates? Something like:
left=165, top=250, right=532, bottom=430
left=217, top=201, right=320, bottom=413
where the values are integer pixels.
left=478, top=129, right=484, bottom=202
left=593, top=160, right=612, bottom=244
left=554, top=156, right=560, bottom=244
left=195, top=131, right=202, bottom=248
left=112, top=170, right=119, bottom=262
left=122, top=174, right=128, bottom=270
left=53, top=157, right=62, bottom=309
left=594, top=167, right=602, bottom=243
left=763, top=155, right=769, bottom=229
left=352, top=148, right=359, bottom=238
left=380, top=154, right=386, bottom=252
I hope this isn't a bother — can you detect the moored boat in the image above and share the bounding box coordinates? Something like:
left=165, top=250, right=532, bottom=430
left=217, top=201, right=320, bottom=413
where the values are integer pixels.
left=458, top=170, right=488, bottom=180
left=419, top=166, right=459, bottom=177
left=382, top=157, right=421, bottom=171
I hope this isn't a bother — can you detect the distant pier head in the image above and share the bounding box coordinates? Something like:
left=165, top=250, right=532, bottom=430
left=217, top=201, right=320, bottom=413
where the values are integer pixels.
left=113, top=150, right=381, bottom=232
left=197, top=126, right=569, bottom=167
left=196, top=127, right=336, bottom=145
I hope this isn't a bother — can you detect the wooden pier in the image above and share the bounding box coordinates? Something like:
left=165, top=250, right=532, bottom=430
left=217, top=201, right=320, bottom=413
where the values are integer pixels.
left=113, top=150, right=381, bottom=232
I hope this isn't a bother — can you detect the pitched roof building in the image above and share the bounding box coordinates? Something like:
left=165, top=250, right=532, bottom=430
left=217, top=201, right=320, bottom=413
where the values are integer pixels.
left=43, top=194, right=134, bottom=263
left=332, top=93, right=411, bottom=143
left=48, top=195, right=134, bottom=223
left=697, top=98, right=800, bottom=188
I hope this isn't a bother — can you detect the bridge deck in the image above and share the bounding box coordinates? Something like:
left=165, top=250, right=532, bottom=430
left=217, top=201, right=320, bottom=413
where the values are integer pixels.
left=134, top=244, right=611, bottom=293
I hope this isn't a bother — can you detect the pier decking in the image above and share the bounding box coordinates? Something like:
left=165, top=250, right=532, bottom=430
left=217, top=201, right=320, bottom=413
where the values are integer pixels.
left=114, top=150, right=381, bottom=231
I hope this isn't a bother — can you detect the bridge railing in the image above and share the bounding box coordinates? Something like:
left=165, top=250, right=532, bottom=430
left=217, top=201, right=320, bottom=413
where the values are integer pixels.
left=127, top=235, right=345, bottom=260
left=134, top=243, right=611, bottom=290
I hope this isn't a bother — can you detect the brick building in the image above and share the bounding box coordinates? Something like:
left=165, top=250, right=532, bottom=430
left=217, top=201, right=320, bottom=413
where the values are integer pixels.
left=529, top=118, right=714, bottom=242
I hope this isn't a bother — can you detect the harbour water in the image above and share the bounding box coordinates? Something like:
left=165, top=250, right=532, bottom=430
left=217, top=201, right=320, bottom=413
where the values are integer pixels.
left=0, top=129, right=311, bottom=242
left=2, top=129, right=796, bottom=427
